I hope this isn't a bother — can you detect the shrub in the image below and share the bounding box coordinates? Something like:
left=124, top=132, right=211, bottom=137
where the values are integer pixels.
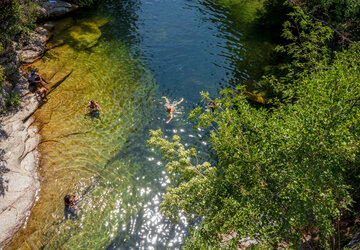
left=148, top=7, right=360, bottom=248
left=4, top=91, right=21, bottom=109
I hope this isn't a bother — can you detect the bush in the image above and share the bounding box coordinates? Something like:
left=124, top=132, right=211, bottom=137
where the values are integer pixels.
left=294, top=0, right=360, bottom=42
left=0, top=0, right=39, bottom=49
left=149, top=7, right=360, bottom=248
left=4, top=91, right=21, bottom=109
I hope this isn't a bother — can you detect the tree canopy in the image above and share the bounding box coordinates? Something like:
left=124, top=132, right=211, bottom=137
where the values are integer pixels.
left=149, top=6, right=360, bottom=248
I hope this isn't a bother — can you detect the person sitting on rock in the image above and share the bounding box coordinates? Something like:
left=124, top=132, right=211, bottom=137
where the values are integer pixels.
left=35, top=87, right=48, bottom=101
left=162, top=96, right=184, bottom=124
left=64, top=194, right=81, bottom=211
left=28, top=70, right=45, bottom=87
left=84, top=100, right=103, bottom=114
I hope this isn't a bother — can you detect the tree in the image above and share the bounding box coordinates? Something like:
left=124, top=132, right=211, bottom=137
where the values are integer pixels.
left=288, top=0, right=360, bottom=43
left=149, top=8, right=360, bottom=248
left=0, top=0, right=39, bottom=48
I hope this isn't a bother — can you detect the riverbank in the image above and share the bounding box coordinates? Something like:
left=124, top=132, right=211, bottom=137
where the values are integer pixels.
left=0, top=95, right=40, bottom=248
left=0, top=1, right=77, bottom=247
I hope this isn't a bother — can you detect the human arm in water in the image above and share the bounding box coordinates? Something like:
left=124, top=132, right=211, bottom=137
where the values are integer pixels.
left=174, top=97, right=184, bottom=106
left=64, top=193, right=81, bottom=210
left=37, top=75, right=47, bottom=87
left=41, top=76, right=50, bottom=85
left=95, top=102, right=103, bottom=113
left=85, top=102, right=103, bottom=114
left=70, top=194, right=81, bottom=203
left=162, top=96, right=170, bottom=104
left=69, top=194, right=81, bottom=209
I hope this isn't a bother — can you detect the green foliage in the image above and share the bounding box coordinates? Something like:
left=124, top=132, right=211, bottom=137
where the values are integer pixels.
left=149, top=7, right=360, bottom=249
left=276, top=6, right=333, bottom=77
left=150, top=44, right=360, bottom=248
left=303, top=0, right=360, bottom=20
left=263, top=6, right=334, bottom=103
left=0, top=0, right=39, bottom=48
left=297, top=0, right=360, bottom=41
left=4, top=91, right=21, bottom=108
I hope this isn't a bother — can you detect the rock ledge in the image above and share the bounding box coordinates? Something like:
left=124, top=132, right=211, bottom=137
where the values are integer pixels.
left=38, top=0, right=78, bottom=20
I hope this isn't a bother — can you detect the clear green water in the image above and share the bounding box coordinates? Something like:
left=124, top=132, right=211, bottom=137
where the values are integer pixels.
left=8, top=0, right=273, bottom=249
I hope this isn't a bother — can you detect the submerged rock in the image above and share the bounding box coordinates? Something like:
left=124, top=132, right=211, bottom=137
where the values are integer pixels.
left=48, top=18, right=108, bottom=50
left=68, top=21, right=102, bottom=48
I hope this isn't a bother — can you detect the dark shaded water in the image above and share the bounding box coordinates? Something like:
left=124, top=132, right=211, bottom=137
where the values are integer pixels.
left=7, top=0, right=273, bottom=249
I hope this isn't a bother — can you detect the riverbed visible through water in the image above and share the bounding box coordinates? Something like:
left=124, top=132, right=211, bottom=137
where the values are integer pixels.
left=8, top=0, right=274, bottom=248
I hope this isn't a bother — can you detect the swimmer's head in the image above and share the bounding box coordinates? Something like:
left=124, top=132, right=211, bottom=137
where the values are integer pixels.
left=64, top=195, right=73, bottom=204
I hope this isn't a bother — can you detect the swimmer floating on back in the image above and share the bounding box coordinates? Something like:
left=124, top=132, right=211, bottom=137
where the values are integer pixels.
left=162, top=96, right=184, bottom=123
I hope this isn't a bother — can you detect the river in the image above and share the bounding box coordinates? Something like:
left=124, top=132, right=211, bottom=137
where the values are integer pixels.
left=7, top=0, right=273, bottom=248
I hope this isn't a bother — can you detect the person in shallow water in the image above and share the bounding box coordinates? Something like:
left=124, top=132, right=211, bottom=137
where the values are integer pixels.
left=84, top=100, right=103, bottom=114
left=35, top=87, right=48, bottom=101
left=64, top=194, right=81, bottom=210
left=162, top=96, right=184, bottom=123
left=64, top=194, right=81, bottom=219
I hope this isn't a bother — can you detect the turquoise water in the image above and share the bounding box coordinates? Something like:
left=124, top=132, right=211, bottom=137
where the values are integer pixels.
left=8, top=0, right=273, bottom=249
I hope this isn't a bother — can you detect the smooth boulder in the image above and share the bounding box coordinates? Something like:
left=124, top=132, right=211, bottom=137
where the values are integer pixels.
left=37, top=0, right=78, bottom=20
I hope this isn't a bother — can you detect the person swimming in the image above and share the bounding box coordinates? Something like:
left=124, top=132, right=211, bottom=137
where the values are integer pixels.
left=64, top=194, right=81, bottom=219
left=162, top=96, right=184, bottom=123
left=84, top=100, right=103, bottom=114
left=64, top=194, right=81, bottom=210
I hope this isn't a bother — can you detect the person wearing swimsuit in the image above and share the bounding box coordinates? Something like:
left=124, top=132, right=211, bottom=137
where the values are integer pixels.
left=35, top=87, right=48, bottom=101
left=162, top=96, right=184, bottom=123
left=85, top=100, right=103, bottom=114
left=64, top=194, right=81, bottom=210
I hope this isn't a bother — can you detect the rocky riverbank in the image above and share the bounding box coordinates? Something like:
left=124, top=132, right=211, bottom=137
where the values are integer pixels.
left=0, top=1, right=77, bottom=247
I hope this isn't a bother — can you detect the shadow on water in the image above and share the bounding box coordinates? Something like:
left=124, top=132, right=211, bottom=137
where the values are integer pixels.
left=84, top=111, right=101, bottom=120
left=199, top=0, right=291, bottom=93
left=64, top=206, right=79, bottom=220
